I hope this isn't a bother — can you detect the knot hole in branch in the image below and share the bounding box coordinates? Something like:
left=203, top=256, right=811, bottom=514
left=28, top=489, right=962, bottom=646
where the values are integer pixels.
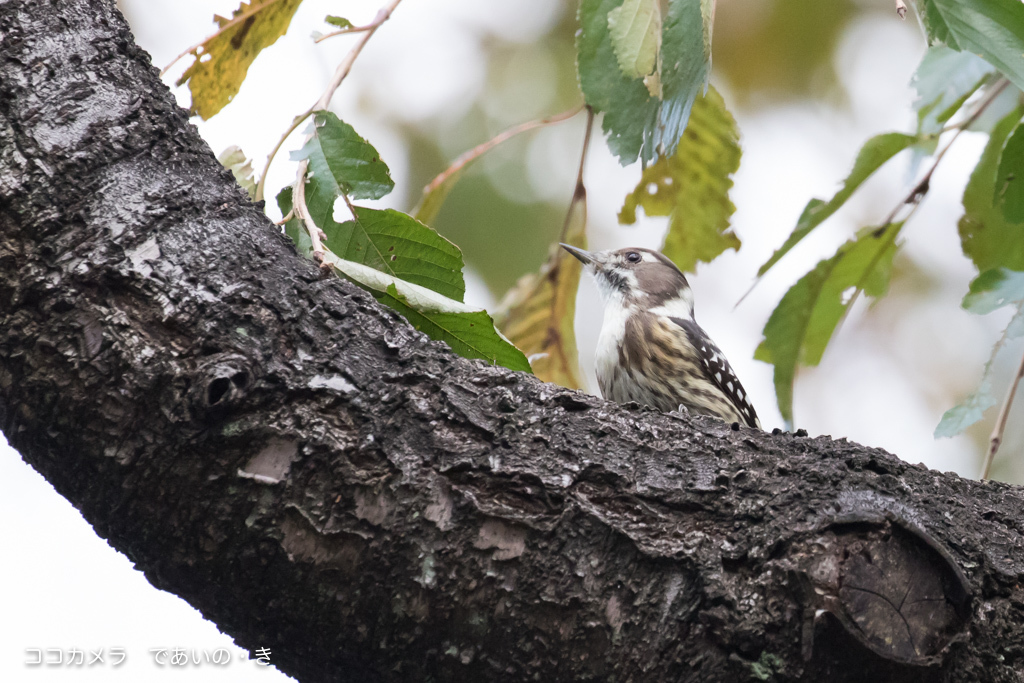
left=191, top=352, right=256, bottom=416
left=804, top=517, right=972, bottom=677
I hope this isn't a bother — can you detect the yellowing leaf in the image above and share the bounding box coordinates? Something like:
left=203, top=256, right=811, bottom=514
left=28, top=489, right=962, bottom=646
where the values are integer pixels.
left=618, top=87, right=740, bottom=273
left=494, top=194, right=587, bottom=389
left=177, top=0, right=303, bottom=120
left=607, top=0, right=662, bottom=81
left=414, top=169, right=462, bottom=227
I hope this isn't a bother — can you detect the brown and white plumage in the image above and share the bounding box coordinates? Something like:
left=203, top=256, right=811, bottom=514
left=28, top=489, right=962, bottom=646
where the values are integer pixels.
left=562, top=245, right=760, bottom=429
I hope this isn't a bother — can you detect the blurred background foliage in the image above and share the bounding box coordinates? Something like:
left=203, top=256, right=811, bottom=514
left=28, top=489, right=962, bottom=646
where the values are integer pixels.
left=715, top=0, right=857, bottom=104
left=117, top=0, right=1024, bottom=483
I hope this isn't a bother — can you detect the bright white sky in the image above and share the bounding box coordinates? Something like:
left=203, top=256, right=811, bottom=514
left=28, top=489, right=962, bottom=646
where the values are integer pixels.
left=4, top=1, right=1021, bottom=680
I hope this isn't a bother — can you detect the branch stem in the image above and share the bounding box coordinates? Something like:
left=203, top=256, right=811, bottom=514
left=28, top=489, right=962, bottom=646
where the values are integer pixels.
left=736, top=78, right=1010, bottom=309
left=292, top=161, right=326, bottom=259
left=420, top=104, right=584, bottom=199
left=254, top=0, right=402, bottom=206
left=559, top=107, right=595, bottom=242
left=314, top=22, right=379, bottom=43
left=980, top=346, right=1024, bottom=480
left=255, top=112, right=309, bottom=203
left=287, top=0, right=401, bottom=254
left=312, top=5, right=398, bottom=112
left=880, top=77, right=1009, bottom=228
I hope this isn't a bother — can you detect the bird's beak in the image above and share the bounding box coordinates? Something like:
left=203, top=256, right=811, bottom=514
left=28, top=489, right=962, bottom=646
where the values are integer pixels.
left=560, top=243, right=595, bottom=265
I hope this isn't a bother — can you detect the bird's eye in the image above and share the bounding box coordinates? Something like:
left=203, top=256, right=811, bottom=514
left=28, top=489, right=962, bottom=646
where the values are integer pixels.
left=626, top=251, right=641, bottom=263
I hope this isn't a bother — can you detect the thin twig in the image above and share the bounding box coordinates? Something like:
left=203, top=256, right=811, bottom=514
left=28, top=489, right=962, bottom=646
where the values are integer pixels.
left=160, top=0, right=288, bottom=77
left=981, top=346, right=1024, bottom=480
left=287, top=1, right=403, bottom=259
left=314, top=5, right=398, bottom=111
left=255, top=0, right=402, bottom=206
left=833, top=79, right=1011, bottom=336
left=527, top=108, right=594, bottom=376
left=292, top=165, right=326, bottom=259
left=314, top=23, right=377, bottom=43
left=878, top=77, right=1009, bottom=228
left=560, top=107, right=595, bottom=242
left=420, top=104, right=585, bottom=198
left=254, top=112, right=309, bottom=202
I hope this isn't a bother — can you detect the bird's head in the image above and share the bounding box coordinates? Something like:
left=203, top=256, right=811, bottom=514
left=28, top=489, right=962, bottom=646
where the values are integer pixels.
left=560, top=244, right=694, bottom=317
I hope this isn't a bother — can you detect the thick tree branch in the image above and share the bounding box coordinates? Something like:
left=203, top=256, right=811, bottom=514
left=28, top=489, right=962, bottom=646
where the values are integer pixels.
left=3, top=2, right=1024, bottom=682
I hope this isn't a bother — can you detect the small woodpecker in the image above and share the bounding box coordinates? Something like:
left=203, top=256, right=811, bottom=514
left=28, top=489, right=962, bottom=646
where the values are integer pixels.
left=562, top=244, right=760, bottom=429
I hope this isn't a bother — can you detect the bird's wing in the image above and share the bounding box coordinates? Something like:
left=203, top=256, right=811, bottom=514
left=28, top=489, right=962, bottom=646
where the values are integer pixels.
left=669, top=317, right=760, bottom=429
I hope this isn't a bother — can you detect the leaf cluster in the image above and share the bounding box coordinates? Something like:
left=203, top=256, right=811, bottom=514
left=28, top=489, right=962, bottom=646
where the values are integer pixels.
left=752, top=0, right=1024, bottom=434
left=279, top=112, right=530, bottom=372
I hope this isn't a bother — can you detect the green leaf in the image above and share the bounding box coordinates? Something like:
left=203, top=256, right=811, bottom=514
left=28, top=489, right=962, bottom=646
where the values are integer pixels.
left=277, top=186, right=313, bottom=257
left=935, top=306, right=1024, bottom=437
left=579, top=0, right=658, bottom=164
left=312, top=194, right=466, bottom=302
left=996, top=120, right=1024, bottom=222
left=217, top=145, right=257, bottom=199
left=918, top=0, right=1024, bottom=93
left=578, top=0, right=710, bottom=165
left=757, top=133, right=919, bottom=278
left=287, top=112, right=463, bottom=299
left=494, top=193, right=588, bottom=389
left=963, top=267, right=1024, bottom=313
left=937, top=267, right=1024, bottom=436
left=756, top=223, right=903, bottom=426
left=286, top=130, right=464, bottom=300
left=917, top=0, right=960, bottom=49
left=911, top=46, right=994, bottom=136
left=960, top=106, right=1024, bottom=272
left=325, top=15, right=353, bottom=28
left=607, top=0, right=662, bottom=82
left=324, top=255, right=531, bottom=373
left=618, top=86, right=740, bottom=273
left=177, top=0, right=303, bottom=120
left=281, top=189, right=523, bottom=372
left=291, top=111, right=395, bottom=201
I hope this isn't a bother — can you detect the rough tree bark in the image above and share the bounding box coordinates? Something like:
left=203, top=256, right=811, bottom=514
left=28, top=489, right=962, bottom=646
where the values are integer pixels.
left=3, top=1, right=1024, bottom=681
